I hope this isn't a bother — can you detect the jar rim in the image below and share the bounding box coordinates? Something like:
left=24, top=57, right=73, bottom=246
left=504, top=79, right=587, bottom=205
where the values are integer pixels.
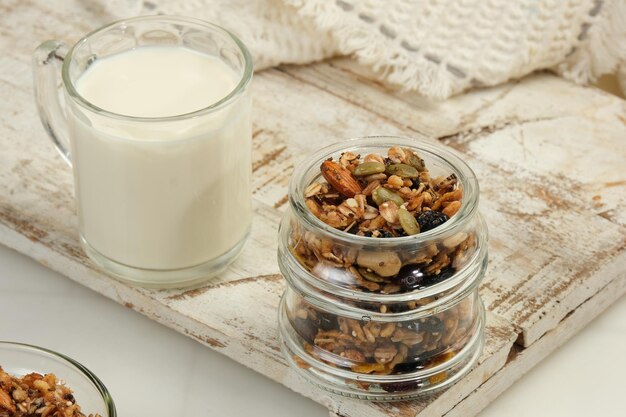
left=289, top=136, right=480, bottom=248
left=278, top=298, right=485, bottom=385
left=279, top=240, right=487, bottom=321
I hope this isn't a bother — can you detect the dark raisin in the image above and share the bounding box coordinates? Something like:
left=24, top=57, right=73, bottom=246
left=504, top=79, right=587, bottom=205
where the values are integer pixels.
left=421, top=266, right=456, bottom=287
left=394, top=347, right=441, bottom=374
left=416, top=210, right=449, bottom=232
left=405, top=317, right=444, bottom=334
left=378, top=230, right=394, bottom=238
left=318, top=312, right=338, bottom=331
left=423, top=316, right=445, bottom=334
left=396, top=264, right=426, bottom=292
left=437, top=266, right=456, bottom=280
left=63, top=393, right=75, bottom=402
left=393, top=356, right=430, bottom=373
left=293, top=318, right=317, bottom=343
left=388, top=303, right=411, bottom=313
left=393, top=361, right=424, bottom=373
left=405, top=321, right=420, bottom=331
left=354, top=300, right=379, bottom=312
left=380, top=380, right=422, bottom=393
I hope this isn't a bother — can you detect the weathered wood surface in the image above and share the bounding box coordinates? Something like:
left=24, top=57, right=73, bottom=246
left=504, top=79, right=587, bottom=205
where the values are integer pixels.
left=1, top=2, right=625, bottom=417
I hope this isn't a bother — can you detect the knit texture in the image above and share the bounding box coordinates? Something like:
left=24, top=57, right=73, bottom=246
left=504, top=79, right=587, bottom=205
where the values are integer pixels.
left=101, top=0, right=626, bottom=99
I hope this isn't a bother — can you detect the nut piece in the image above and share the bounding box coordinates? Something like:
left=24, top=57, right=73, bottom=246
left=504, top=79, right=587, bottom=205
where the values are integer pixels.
left=443, top=232, right=468, bottom=249
left=398, top=207, right=420, bottom=235
left=364, top=153, right=385, bottom=164
left=379, top=201, right=399, bottom=224
left=363, top=204, right=379, bottom=219
left=320, top=160, right=362, bottom=198
left=342, top=349, right=366, bottom=362
left=405, top=149, right=426, bottom=171
left=372, top=187, right=405, bottom=207
left=359, top=268, right=388, bottom=283
left=386, top=163, right=419, bottom=179
left=388, top=146, right=406, bottom=163
left=356, top=251, right=402, bottom=277
left=442, top=200, right=462, bottom=217
left=304, top=182, right=323, bottom=198
left=386, top=175, right=404, bottom=189
left=33, top=379, right=50, bottom=392
left=374, top=345, right=399, bottom=364
left=11, top=388, right=26, bottom=402
left=391, top=328, right=424, bottom=345
left=0, top=389, right=15, bottom=415
left=353, top=161, right=386, bottom=176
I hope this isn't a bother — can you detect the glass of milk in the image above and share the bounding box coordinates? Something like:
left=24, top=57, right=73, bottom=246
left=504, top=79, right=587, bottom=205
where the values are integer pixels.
left=33, top=16, right=253, bottom=288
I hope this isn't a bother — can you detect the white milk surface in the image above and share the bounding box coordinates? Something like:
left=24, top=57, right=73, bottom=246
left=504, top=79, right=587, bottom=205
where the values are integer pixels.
left=77, top=47, right=237, bottom=118
left=69, top=46, right=251, bottom=271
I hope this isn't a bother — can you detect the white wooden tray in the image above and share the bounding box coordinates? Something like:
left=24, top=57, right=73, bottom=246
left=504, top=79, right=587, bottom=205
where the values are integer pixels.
left=1, top=3, right=625, bottom=416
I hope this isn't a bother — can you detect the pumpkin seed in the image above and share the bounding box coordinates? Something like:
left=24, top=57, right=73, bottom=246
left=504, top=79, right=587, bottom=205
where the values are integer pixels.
left=398, top=207, right=420, bottom=235
left=405, top=151, right=426, bottom=172
left=359, top=268, right=388, bottom=283
left=353, top=161, right=386, bottom=176
left=385, top=163, right=419, bottom=178
left=372, top=187, right=405, bottom=207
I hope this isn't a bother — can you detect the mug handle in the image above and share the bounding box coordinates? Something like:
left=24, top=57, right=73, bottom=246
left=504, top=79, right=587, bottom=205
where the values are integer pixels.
left=33, top=40, right=72, bottom=166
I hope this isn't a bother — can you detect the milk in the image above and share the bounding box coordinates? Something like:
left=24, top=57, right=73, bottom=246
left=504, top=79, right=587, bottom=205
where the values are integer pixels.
left=67, top=46, right=252, bottom=271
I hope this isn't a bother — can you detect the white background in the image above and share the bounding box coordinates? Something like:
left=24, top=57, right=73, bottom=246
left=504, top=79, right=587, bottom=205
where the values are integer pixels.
left=1, top=244, right=624, bottom=417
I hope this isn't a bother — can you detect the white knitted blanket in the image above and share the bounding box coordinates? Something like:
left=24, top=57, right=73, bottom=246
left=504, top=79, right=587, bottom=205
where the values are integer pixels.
left=104, top=0, right=626, bottom=99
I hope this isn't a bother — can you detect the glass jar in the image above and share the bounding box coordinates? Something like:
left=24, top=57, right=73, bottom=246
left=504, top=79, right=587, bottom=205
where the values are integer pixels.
left=277, top=136, right=488, bottom=400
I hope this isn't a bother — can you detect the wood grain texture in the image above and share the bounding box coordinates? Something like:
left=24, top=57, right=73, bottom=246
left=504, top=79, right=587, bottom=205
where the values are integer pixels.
left=1, top=2, right=625, bottom=417
left=446, top=254, right=626, bottom=417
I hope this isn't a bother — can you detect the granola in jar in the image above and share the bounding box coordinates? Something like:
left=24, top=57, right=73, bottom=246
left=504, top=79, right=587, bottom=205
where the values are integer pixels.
left=284, top=286, right=482, bottom=384
left=290, top=145, right=477, bottom=297
left=278, top=137, right=488, bottom=399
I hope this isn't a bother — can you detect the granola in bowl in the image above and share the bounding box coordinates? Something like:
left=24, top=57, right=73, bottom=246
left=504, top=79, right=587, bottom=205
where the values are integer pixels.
left=0, top=367, right=101, bottom=417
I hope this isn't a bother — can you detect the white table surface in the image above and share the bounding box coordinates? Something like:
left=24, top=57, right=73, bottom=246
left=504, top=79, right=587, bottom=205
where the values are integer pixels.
left=0, top=243, right=624, bottom=417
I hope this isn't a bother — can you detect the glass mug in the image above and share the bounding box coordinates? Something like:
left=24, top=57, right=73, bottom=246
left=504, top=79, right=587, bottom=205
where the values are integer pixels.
left=33, top=16, right=253, bottom=288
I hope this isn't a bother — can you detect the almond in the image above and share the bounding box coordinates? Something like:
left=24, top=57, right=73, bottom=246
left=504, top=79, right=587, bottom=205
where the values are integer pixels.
left=0, top=389, right=16, bottom=415
left=320, top=160, right=362, bottom=198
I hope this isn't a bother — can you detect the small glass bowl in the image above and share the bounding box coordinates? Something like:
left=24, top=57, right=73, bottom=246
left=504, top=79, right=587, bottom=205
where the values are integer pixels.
left=277, top=136, right=488, bottom=400
left=0, top=342, right=116, bottom=416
